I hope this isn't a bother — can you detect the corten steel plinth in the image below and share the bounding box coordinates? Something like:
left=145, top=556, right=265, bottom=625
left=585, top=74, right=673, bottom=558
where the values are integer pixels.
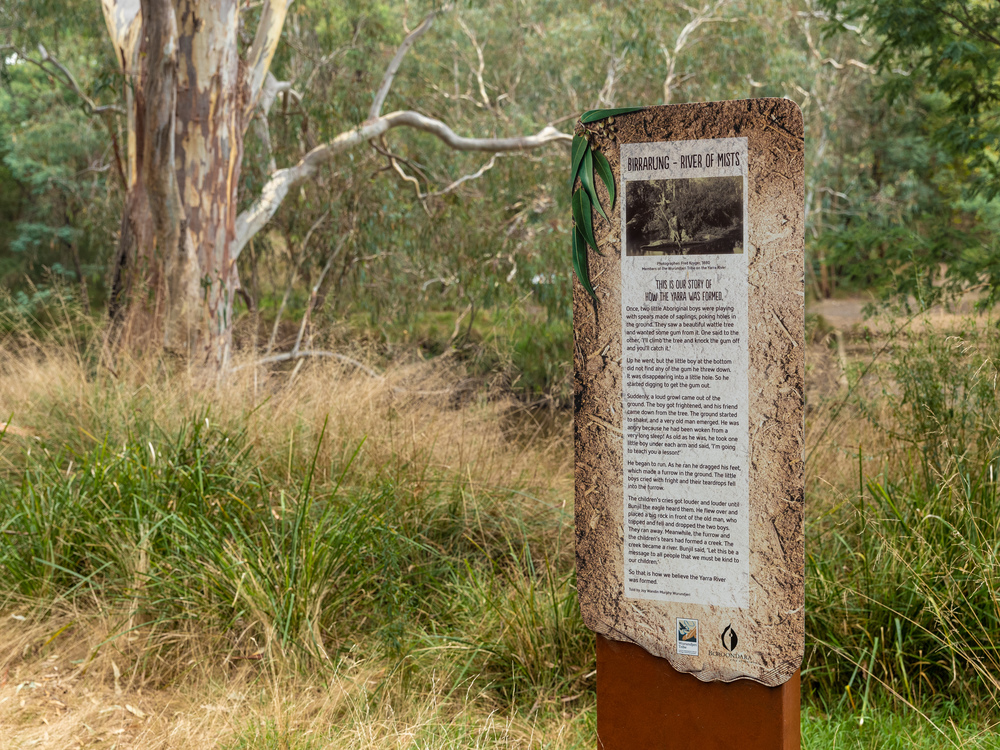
left=597, top=635, right=800, bottom=750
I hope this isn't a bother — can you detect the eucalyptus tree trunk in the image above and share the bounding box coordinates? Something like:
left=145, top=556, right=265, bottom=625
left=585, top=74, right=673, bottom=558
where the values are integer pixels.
left=102, top=0, right=278, bottom=370
left=99, top=0, right=569, bottom=374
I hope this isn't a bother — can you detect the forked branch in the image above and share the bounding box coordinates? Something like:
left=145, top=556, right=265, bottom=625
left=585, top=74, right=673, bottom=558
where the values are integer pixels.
left=234, top=112, right=570, bottom=257
left=369, top=6, right=452, bottom=120
left=244, top=0, right=295, bottom=125
left=661, top=0, right=733, bottom=104
left=32, top=45, right=124, bottom=116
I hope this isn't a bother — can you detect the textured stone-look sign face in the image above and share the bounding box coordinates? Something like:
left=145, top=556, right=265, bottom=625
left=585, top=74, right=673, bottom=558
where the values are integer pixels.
left=574, top=99, right=804, bottom=686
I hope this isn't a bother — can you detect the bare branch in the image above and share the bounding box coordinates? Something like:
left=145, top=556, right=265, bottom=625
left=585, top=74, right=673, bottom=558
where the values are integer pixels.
left=369, top=6, right=450, bottom=120
left=292, top=229, right=353, bottom=354
left=457, top=17, right=491, bottom=110
left=388, top=152, right=501, bottom=202
left=234, top=112, right=570, bottom=257
left=390, top=158, right=431, bottom=211
left=13, top=44, right=127, bottom=186
left=391, top=111, right=572, bottom=152
left=369, top=137, right=431, bottom=183
left=427, top=80, right=489, bottom=110
left=791, top=83, right=813, bottom=109
left=795, top=9, right=866, bottom=39
left=33, top=45, right=124, bottom=116
left=244, top=0, right=295, bottom=126
left=368, top=136, right=434, bottom=214
left=661, top=0, right=733, bottom=104
left=821, top=57, right=872, bottom=72
left=425, top=155, right=500, bottom=198
left=597, top=49, right=627, bottom=108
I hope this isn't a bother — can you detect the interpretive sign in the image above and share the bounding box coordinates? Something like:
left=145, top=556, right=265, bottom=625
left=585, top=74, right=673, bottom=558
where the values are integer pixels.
left=574, top=100, right=804, bottom=686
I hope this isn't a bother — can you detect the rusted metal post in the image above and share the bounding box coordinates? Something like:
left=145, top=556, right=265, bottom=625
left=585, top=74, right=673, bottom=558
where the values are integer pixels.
left=597, top=634, right=800, bottom=749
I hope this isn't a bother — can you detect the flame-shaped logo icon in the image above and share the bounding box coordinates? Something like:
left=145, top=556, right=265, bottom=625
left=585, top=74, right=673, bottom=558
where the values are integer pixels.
left=721, top=624, right=739, bottom=652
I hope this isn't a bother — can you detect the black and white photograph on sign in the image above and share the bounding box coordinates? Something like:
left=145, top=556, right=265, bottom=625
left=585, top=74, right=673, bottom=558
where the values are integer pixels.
left=625, top=176, right=744, bottom=257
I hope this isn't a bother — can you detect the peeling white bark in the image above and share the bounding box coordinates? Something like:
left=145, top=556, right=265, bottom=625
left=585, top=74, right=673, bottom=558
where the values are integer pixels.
left=98, top=0, right=570, bottom=374
left=244, top=0, right=295, bottom=125
left=235, top=113, right=570, bottom=256
left=101, top=0, right=142, bottom=184
left=100, top=0, right=142, bottom=68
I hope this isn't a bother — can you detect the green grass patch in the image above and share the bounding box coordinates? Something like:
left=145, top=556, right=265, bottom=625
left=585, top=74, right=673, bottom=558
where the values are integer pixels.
left=802, top=705, right=999, bottom=749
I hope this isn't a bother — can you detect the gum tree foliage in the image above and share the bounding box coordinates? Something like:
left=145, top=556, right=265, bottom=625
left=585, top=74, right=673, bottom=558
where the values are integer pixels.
left=5, top=0, right=977, bottom=366
left=820, top=0, right=1000, bottom=305
left=94, top=0, right=578, bottom=372
left=2, top=0, right=790, bottom=353
left=0, top=69, right=119, bottom=310
left=836, top=0, right=1000, bottom=193
left=0, top=1, right=122, bottom=308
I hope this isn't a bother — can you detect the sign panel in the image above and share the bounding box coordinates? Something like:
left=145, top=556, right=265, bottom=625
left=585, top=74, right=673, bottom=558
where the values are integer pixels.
left=621, top=137, right=751, bottom=610
left=575, top=100, right=804, bottom=686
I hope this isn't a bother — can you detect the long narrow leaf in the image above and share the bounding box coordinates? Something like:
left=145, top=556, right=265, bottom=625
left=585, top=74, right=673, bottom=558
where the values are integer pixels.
left=572, top=188, right=599, bottom=254
left=580, top=148, right=608, bottom=222
left=593, top=150, right=616, bottom=210
left=572, top=226, right=597, bottom=301
left=569, top=135, right=588, bottom=190
left=581, top=106, right=645, bottom=124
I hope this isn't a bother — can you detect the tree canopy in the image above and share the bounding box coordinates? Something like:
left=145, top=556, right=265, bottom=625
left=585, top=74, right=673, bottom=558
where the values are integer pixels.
left=0, top=0, right=998, bottom=381
left=822, top=0, right=1000, bottom=306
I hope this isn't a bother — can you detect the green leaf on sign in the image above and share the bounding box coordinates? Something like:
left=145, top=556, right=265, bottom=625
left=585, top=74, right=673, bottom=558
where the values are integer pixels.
left=581, top=106, right=646, bottom=124
left=580, top=147, right=608, bottom=223
left=570, top=134, right=588, bottom=190
left=572, top=188, right=600, bottom=255
left=593, top=150, right=616, bottom=211
left=572, top=226, right=597, bottom=301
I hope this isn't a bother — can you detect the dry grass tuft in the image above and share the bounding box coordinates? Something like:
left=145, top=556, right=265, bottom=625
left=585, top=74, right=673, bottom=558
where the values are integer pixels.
left=0, top=605, right=592, bottom=749
left=0, top=338, right=573, bottom=503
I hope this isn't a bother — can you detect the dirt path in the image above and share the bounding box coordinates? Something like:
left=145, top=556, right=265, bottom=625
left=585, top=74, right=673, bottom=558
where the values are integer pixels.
left=808, top=294, right=990, bottom=332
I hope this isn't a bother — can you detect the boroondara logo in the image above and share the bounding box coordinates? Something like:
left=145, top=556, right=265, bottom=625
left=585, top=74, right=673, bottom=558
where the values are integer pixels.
left=721, top=624, right=739, bottom=652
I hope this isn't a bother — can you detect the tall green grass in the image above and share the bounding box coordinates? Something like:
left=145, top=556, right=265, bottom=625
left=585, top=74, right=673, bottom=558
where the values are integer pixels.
left=806, top=322, right=1000, bottom=715
left=2, top=415, right=383, bottom=655
left=3, top=314, right=1000, bottom=731
left=0, top=364, right=587, bottom=707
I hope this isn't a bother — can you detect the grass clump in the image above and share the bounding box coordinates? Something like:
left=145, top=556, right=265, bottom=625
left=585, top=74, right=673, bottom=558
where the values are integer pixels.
left=1, top=411, right=414, bottom=666
left=3, top=313, right=1000, bottom=747
left=801, top=705, right=999, bottom=749
left=806, top=320, right=1000, bottom=717
left=0, top=331, right=587, bottom=730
